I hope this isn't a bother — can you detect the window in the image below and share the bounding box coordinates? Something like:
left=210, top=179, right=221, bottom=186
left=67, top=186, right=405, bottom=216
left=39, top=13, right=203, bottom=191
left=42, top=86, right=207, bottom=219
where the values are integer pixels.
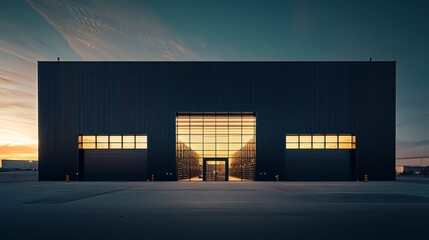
left=176, top=112, right=256, bottom=181
left=78, top=134, right=148, bottom=149
left=299, top=135, right=312, bottom=149
left=285, top=134, right=356, bottom=149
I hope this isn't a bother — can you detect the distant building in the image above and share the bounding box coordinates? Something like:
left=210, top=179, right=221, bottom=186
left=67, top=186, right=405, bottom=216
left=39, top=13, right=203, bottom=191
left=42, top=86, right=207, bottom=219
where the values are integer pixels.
left=401, top=166, right=429, bottom=175
left=38, top=61, right=396, bottom=181
left=1, top=160, right=38, bottom=170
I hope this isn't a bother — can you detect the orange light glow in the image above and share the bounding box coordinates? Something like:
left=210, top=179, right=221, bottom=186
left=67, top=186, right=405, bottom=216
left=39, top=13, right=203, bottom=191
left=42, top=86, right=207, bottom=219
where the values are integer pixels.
left=176, top=113, right=256, bottom=181
left=285, top=134, right=356, bottom=150
left=0, top=144, right=38, bottom=168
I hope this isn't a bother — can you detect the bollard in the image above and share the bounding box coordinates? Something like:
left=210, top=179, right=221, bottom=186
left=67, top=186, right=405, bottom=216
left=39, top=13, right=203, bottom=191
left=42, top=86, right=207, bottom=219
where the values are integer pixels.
left=364, top=174, right=368, bottom=182
left=66, top=174, right=70, bottom=183
left=275, top=175, right=280, bottom=181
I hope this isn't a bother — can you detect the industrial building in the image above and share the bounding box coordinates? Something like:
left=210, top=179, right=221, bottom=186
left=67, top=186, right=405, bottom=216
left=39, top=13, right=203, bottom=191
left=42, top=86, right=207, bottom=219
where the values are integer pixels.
left=38, top=61, right=395, bottom=181
left=1, top=160, right=38, bottom=170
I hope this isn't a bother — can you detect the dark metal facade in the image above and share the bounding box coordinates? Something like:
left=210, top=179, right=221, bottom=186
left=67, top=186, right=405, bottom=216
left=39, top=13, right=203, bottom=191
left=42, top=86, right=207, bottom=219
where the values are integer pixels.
left=38, top=61, right=396, bottom=181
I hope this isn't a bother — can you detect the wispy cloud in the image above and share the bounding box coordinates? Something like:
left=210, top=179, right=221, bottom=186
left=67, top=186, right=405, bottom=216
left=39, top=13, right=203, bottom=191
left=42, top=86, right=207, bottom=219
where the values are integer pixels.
left=396, top=139, right=429, bottom=149
left=396, top=138, right=429, bottom=158
left=397, top=113, right=429, bottom=128
left=0, top=67, right=37, bottom=147
left=0, top=144, right=38, bottom=164
left=27, top=0, right=201, bottom=60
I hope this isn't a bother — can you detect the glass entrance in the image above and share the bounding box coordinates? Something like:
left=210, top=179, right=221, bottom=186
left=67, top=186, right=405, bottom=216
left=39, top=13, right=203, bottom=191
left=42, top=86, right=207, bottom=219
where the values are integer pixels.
left=176, top=112, right=256, bottom=181
left=203, top=158, right=228, bottom=181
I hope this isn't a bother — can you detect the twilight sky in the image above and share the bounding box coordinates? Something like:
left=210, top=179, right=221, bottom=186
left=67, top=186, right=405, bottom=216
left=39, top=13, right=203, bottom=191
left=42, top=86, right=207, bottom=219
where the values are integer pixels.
left=0, top=0, right=428, bottom=165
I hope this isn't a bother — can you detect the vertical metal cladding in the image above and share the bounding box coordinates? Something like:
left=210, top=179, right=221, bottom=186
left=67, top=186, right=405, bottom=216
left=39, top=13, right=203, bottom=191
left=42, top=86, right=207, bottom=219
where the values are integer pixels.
left=38, top=61, right=396, bottom=181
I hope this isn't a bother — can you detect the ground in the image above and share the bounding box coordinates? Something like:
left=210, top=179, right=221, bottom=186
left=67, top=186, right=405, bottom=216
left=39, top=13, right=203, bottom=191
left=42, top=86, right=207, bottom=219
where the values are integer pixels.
left=1, top=172, right=429, bottom=240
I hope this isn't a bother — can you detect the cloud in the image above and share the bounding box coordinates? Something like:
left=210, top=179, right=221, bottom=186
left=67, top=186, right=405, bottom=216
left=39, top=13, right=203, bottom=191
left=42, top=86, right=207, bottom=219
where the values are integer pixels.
left=396, top=139, right=429, bottom=149
left=0, top=67, right=37, bottom=151
left=0, top=144, right=38, bottom=163
left=27, top=0, right=201, bottom=60
left=396, top=138, right=429, bottom=158
left=397, top=113, right=429, bottom=128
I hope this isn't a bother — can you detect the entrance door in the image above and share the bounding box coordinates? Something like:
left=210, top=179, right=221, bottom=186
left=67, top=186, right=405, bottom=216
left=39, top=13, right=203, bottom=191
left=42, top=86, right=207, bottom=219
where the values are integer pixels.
left=203, top=158, right=228, bottom=181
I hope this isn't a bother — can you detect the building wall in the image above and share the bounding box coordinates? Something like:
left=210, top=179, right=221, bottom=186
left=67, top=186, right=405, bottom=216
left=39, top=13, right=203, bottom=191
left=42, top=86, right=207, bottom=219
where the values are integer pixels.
left=83, top=150, right=147, bottom=181
left=38, top=62, right=396, bottom=181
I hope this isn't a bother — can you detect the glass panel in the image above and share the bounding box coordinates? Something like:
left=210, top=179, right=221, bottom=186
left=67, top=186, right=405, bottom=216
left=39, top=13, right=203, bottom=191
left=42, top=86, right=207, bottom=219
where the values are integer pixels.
left=82, top=143, right=95, bottom=149
left=97, top=135, right=108, bottom=143
left=203, top=135, right=216, bottom=143
left=300, top=135, right=311, bottom=143
left=216, top=151, right=229, bottom=157
left=352, top=135, right=356, bottom=143
left=216, top=143, right=228, bottom=151
left=299, top=142, right=312, bottom=149
left=229, top=127, right=241, bottom=134
left=339, top=143, right=352, bottom=149
left=83, top=135, right=95, bottom=143
left=177, top=127, right=190, bottom=134
left=204, top=127, right=216, bottom=134
left=110, top=135, right=122, bottom=143
left=339, top=135, right=352, bottom=143
left=136, top=143, right=148, bottom=149
left=286, top=143, right=298, bottom=149
left=216, top=135, right=228, bottom=142
left=229, top=135, right=242, bottom=143
left=326, top=135, right=337, bottom=143
left=204, top=143, right=216, bottom=151
left=286, top=135, right=298, bottom=143
left=123, top=142, right=135, bottom=149
left=177, top=135, right=190, bottom=143
left=228, top=143, right=243, bottom=151
left=190, top=127, right=203, bottom=134
left=123, top=135, right=135, bottom=143
left=190, top=115, right=203, bottom=122
left=97, top=143, right=108, bottom=149
left=312, top=135, right=324, bottom=143
left=190, top=135, right=203, bottom=143
left=190, top=143, right=203, bottom=151
left=242, top=127, right=255, bottom=134
left=78, top=135, right=82, bottom=143
left=326, top=142, right=338, bottom=149
left=110, top=143, right=122, bottom=149
left=136, top=135, right=147, bottom=143
left=242, top=135, right=254, bottom=144
left=313, top=143, right=324, bottom=149
left=203, top=151, right=216, bottom=157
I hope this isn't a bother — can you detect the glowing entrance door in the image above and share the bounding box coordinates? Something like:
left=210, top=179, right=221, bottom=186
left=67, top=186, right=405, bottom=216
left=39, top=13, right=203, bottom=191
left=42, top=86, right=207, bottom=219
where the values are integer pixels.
left=203, top=158, right=228, bottom=181
left=176, top=112, right=256, bottom=181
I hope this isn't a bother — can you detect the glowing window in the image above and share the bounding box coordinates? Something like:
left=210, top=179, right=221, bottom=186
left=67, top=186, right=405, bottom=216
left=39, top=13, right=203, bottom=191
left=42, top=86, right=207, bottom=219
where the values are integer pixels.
left=286, top=135, right=299, bottom=143
left=78, top=134, right=147, bottom=150
left=136, top=135, right=147, bottom=143
left=110, top=143, right=122, bottom=149
left=123, top=135, right=135, bottom=143
left=83, top=135, right=95, bottom=143
left=339, top=135, right=352, bottom=143
left=299, top=135, right=312, bottom=149
left=286, top=143, right=299, bottom=149
left=285, top=134, right=356, bottom=150
left=285, top=135, right=299, bottom=149
left=136, top=143, right=148, bottom=149
left=176, top=112, right=256, bottom=181
left=83, top=143, right=95, bottom=149
left=326, top=142, right=338, bottom=149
